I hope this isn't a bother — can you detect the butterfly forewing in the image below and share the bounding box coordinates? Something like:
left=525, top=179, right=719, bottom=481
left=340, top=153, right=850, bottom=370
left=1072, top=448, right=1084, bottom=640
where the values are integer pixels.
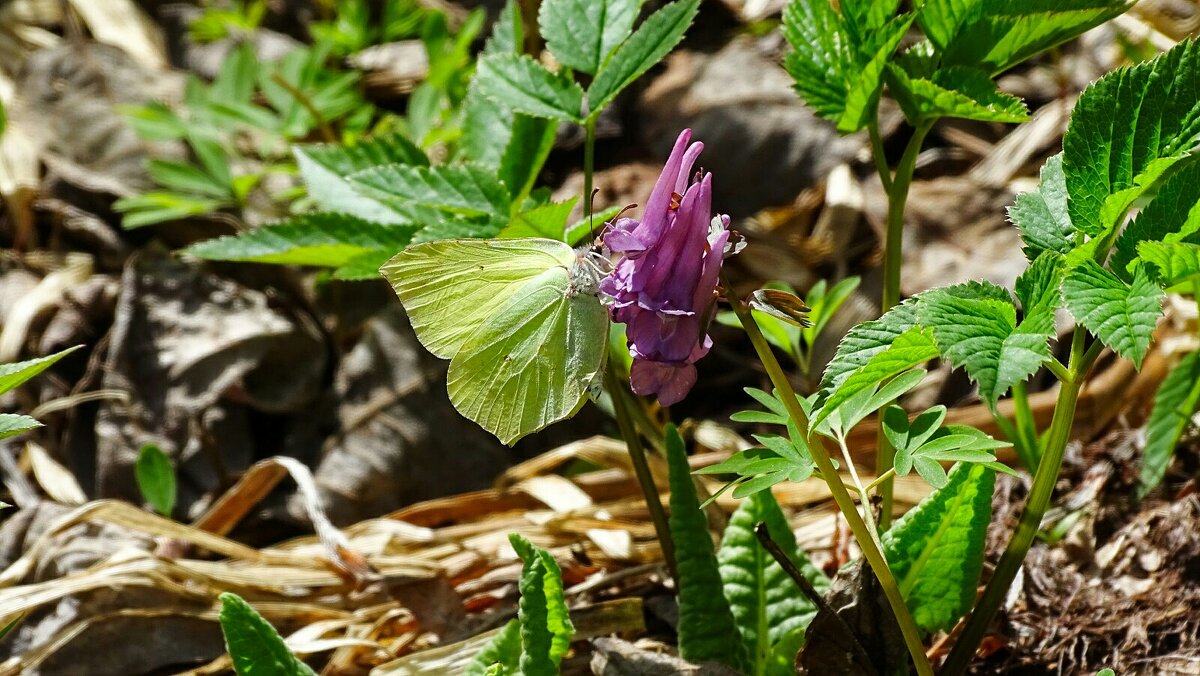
left=381, top=239, right=577, bottom=359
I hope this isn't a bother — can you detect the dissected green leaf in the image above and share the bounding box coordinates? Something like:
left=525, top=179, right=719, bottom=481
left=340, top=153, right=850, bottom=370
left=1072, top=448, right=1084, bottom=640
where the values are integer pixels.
left=718, top=490, right=829, bottom=676
left=508, top=533, right=573, bottom=676
left=293, top=134, right=425, bottom=223
left=1063, top=39, right=1200, bottom=239
left=466, top=620, right=522, bottom=676
left=1062, top=260, right=1163, bottom=368
left=918, top=0, right=1133, bottom=74
left=882, top=462, right=995, bottom=634
left=0, top=347, right=81, bottom=397
left=1138, top=241, right=1200, bottom=287
left=587, top=0, right=700, bottom=116
left=888, top=64, right=1029, bottom=125
left=885, top=410, right=1011, bottom=488
left=539, top=0, right=639, bottom=75
left=146, top=159, right=232, bottom=199
left=135, top=444, right=176, bottom=516
left=1140, top=352, right=1200, bottom=498
left=918, top=279, right=1056, bottom=408
left=1010, top=154, right=1074, bottom=261
left=476, top=53, right=584, bottom=121
left=667, top=424, right=747, bottom=671
left=116, top=191, right=231, bottom=228
left=1111, top=161, right=1200, bottom=280
left=0, top=414, right=41, bottom=441
left=184, top=214, right=416, bottom=268
left=219, top=592, right=317, bottom=676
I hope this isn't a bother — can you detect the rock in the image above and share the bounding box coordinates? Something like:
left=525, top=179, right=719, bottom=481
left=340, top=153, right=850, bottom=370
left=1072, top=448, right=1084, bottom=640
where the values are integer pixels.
left=590, top=637, right=743, bottom=675
left=637, top=37, right=861, bottom=217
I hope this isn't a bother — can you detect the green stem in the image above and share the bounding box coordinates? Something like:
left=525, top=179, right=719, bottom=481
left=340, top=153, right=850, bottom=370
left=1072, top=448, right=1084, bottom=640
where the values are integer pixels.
left=604, top=366, right=678, bottom=584
left=876, top=120, right=934, bottom=530
left=1010, top=382, right=1041, bottom=471
left=940, top=330, right=1100, bottom=675
left=868, top=120, right=894, bottom=193
left=583, top=116, right=597, bottom=225
left=726, top=278, right=935, bottom=676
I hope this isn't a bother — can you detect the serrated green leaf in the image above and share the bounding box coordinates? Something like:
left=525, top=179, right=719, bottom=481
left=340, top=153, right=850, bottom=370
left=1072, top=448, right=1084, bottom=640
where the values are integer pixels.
left=719, top=490, right=829, bottom=676
left=882, top=462, right=995, bottom=634
left=484, top=0, right=523, bottom=56
left=185, top=214, right=417, bottom=268
left=1111, top=162, right=1200, bottom=279
left=500, top=199, right=578, bottom=240
left=476, top=53, right=584, bottom=121
left=461, top=83, right=515, bottom=168
left=293, top=134, right=426, bottom=224
left=813, top=327, right=939, bottom=430
left=918, top=0, right=1133, bottom=74
left=1062, top=260, right=1163, bottom=368
left=837, top=14, right=913, bottom=133
left=888, top=64, right=1029, bottom=125
left=539, top=0, right=639, bottom=75
left=466, top=620, right=522, bottom=676
left=499, top=115, right=558, bottom=204
left=918, top=280, right=1055, bottom=408
left=819, top=299, right=921, bottom=396
left=587, top=0, right=700, bottom=116
left=667, top=424, right=747, bottom=671
left=1138, top=241, right=1200, bottom=286
left=782, top=0, right=850, bottom=122
left=349, top=163, right=511, bottom=222
left=1010, top=154, right=1074, bottom=261
left=508, top=533, right=573, bottom=676
left=0, top=347, right=80, bottom=397
left=219, top=592, right=317, bottom=676
left=1139, top=351, right=1200, bottom=498
left=135, top=444, right=176, bottom=516
left=1063, top=39, right=1200, bottom=239
left=0, top=414, right=41, bottom=441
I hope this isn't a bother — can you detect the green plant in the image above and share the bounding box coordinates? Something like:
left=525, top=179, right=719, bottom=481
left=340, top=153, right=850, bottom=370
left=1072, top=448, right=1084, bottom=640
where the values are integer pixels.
left=467, top=534, right=574, bottom=676
left=310, top=0, right=429, bottom=56
left=0, top=347, right=80, bottom=441
left=784, top=0, right=1134, bottom=527
left=190, top=0, right=267, bottom=44
left=218, top=592, right=316, bottom=675
left=135, top=444, right=177, bottom=516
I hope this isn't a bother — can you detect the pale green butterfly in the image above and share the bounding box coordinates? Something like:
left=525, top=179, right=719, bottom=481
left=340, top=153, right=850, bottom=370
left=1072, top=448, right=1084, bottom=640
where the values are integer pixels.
left=381, top=238, right=610, bottom=445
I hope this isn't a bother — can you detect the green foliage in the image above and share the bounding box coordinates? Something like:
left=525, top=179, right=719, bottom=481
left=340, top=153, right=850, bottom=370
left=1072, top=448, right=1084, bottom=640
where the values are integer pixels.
left=509, top=534, right=574, bottom=676
left=888, top=64, right=1029, bottom=125
left=1010, top=154, right=1074, bottom=261
left=918, top=272, right=1059, bottom=409
left=135, top=444, right=176, bottom=516
left=916, top=0, right=1131, bottom=74
left=718, top=490, right=829, bottom=676
left=0, top=346, right=82, bottom=441
left=1061, top=261, right=1163, bottom=369
left=539, top=0, right=639, bottom=75
left=813, top=331, right=937, bottom=431
left=475, top=53, right=586, bottom=121
left=189, top=0, right=266, bottom=43
left=882, top=463, right=995, bottom=634
left=218, top=592, right=316, bottom=676
left=1139, top=352, right=1200, bottom=498
left=310, top=0, right=430, bottom=56
left=1112, top=162, right=1200, bottom=280
left=667, top=425, right=747, bottom=671
left=349, top=163, right=511, bottom=228
left=883, top=406, right=1012, bottom=488
left=1062, top=39, right=1200, bottom=239
left=818, top=299, right=921, bottom=398
left=185, top=214, right=417, bottom=279
left=466, top=620, right=522, bottom=676
left=292, top=133, right=427, bottom=223
left=783, top=0, right=913, bottom=133
left=1137, top=241, right=1200, bottom=287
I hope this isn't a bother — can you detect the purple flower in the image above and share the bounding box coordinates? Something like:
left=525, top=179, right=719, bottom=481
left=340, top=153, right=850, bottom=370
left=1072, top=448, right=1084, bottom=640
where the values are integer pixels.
left=599, top=129, right=731, bottom=406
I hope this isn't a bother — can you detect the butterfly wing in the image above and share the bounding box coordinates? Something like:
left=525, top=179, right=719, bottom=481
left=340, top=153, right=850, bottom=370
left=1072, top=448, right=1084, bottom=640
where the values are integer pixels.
left=381, top=238, right=576, bottom=359
left=448, top=269, right=609, bottom=445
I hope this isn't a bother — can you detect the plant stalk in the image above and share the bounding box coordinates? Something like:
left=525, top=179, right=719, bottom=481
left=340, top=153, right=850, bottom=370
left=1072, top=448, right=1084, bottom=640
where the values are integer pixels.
left=604, top=366, right=678, bottom=585
left=583, top=116, right=597, bottom=225
left=726, top=278, right=935, bottom=676
left=876, top=120, right=934, bottom=530
left=940, top=330, right=1099, bottom=675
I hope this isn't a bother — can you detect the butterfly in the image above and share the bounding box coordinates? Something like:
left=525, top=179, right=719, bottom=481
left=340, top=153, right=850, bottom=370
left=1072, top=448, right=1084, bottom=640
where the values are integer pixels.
left=382, top=238, right=610, bottom=445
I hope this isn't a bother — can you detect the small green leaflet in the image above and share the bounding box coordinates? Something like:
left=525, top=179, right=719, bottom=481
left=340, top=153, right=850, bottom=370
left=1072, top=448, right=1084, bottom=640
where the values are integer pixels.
left=883, top=462, right=995, bottom=634
left=293, top=133, right=426, bottom=224
left=474, top=53, right=585, bottom=122
left=218, top=592, right=316, bottom=676
left=135, top=444, right=177, bottom=516
left=382, top=238, right=609, bottom=445
left=882, top=405, right=1013, bottom=488
left=1139, top=352, right=1200, bottom=498
left=1111, top=161, right=1200, bottom=280
left=1138, top=241, right=1200, bottom=287
left=0, top=415, right=41, bottom=442
left=1062, top=260, right=1163, bottom=369
left=0, top=346, right=80, bottom=397
left=538, top=0, right=639, bottom=75
left=1009, top=153, right=1073, bottom=261
left=499, top=198, right=578, bottom=240
left=887, top=64, right=1029, bottom=125
left=1062, top=39, right=1200, bottom=239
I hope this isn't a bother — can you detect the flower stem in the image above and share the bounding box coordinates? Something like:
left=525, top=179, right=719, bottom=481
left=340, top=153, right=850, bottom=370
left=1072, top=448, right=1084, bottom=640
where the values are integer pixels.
left=940, top=329, right=1100, bottom=675
left=876, top=120, right=934, bottom=531
left=583, top=116, right=597, bottom=225
left=725, top=278, right=934, bottom=676
left=868, top=120, right=893, bottom=194
left=604, top=366, right=678, bottom=585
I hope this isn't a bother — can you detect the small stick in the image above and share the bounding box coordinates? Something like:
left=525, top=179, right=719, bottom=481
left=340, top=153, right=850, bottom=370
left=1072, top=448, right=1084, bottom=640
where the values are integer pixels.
left=270, top=73, right=337, bottom=143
